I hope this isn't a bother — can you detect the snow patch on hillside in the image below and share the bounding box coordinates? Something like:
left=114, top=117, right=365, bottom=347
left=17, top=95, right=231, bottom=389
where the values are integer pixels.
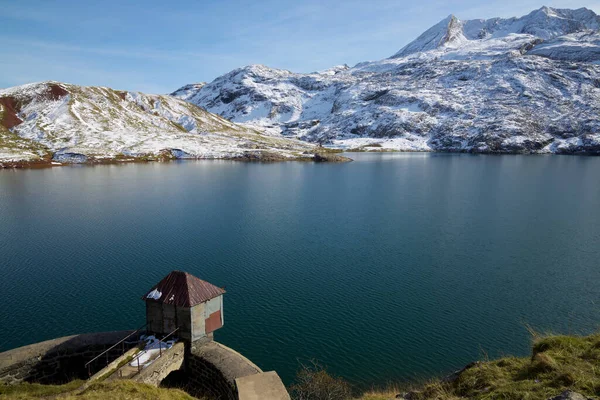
left=0, top=81, right=314, bottom=163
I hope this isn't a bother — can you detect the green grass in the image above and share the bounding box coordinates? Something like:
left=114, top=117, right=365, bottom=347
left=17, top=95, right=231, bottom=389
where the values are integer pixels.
left=0, top=379, right=85, bottom=398
left=0, top=380, right=197, bottom=400
left=75, top=381, right=197, bottom=400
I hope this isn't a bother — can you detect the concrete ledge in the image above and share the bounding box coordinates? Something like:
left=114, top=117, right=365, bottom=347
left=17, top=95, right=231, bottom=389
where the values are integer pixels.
left=185, top=340, right=264, bottom=399
left=236, top=371, right=290, bottom=400
left=0, top=330, right=134, bottom=371
left=190, top=341, right=262, bottom=384
left=84, top=345, right=141, bottom=387
left=133, top=342, right=185, bottom=386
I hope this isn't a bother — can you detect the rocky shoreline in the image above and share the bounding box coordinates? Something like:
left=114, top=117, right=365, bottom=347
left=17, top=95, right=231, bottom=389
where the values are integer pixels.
left=0, top=150, right=352, bottom=169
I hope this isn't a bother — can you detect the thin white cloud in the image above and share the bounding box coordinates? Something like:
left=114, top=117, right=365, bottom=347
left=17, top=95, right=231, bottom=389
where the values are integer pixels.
left=0, top=36, right=242, bottom=64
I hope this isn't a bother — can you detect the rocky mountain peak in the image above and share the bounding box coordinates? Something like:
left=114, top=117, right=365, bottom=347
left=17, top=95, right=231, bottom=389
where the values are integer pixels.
left=392, top=6, right=600, bottom=58
left=391, top=14, right=462, bottom=57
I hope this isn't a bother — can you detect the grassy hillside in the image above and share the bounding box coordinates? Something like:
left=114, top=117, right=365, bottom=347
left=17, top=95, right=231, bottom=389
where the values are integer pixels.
left=359, top=332, right=600, bottom=400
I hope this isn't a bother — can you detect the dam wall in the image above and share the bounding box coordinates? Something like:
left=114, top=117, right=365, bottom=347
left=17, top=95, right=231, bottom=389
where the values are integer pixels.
left=0, top=330, right=136, bottom=384
left=0, top=331, right=289, bottom=399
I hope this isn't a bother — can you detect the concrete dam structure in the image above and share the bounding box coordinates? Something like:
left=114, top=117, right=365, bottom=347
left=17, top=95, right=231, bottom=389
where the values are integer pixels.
left=0, top=270, right=289, bottom=400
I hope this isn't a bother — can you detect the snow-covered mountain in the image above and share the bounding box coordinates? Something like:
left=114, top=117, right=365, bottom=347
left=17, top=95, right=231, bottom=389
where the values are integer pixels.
left=392, top=6, right=600, bottom=57
left=0, top=81, right=315, bottom=165
left=174, top=6, right=600, bottom=154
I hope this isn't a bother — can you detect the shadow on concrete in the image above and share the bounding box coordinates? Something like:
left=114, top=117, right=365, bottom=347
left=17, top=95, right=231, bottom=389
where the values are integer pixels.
left=0, top=330, right=140, bottom=385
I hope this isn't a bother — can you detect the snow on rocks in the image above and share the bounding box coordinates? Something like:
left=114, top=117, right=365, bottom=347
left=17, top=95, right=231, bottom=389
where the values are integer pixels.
left=52, top=151, right=88, bottom=164
left=0, top=81, right=315, bottom=165
left=392, top=6, right=600, bottom=58
left=174, top=6, right=600, bottom=155
left=528, top=31, right=600, bottom=62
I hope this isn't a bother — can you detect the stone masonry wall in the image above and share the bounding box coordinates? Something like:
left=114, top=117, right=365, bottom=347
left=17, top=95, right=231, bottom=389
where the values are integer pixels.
left=187, top=352, right=237, bottom=400
left=182, top=340, right=263, bottom=400
left=133, top=342, right=185, bottom=386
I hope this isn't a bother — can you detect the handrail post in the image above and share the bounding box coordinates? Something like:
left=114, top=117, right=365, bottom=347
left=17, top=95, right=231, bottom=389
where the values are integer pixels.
left=84, top=322, right=150, bottom=372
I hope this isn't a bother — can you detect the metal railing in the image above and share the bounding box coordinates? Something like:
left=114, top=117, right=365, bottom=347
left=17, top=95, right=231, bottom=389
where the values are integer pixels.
left=130, top=327, right=180, bottom=373
left=85, top=322, right=150, bottom=376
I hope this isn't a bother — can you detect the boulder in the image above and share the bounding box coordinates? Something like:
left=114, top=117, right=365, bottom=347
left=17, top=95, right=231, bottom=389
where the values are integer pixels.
left=547, top=390, right=594, bottom=400
left=313, top=153, right=352, bottom=163
left=52, top=152, right=88, bottom=164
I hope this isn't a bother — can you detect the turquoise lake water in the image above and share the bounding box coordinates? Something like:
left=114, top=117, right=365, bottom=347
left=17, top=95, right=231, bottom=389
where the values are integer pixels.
left=1, top=153, right=599, bottom=387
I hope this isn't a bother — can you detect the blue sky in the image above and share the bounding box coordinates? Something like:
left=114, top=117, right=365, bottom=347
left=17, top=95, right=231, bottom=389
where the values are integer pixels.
left=1, top=0, right=598, bottom=93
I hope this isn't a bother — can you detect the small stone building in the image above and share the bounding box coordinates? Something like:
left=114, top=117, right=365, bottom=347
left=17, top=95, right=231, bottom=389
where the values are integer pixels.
left=142, top=271, right=225, bottom=342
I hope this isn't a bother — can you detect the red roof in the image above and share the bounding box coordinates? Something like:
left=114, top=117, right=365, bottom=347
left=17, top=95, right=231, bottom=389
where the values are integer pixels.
left=142, top=271, right=225, bottom=307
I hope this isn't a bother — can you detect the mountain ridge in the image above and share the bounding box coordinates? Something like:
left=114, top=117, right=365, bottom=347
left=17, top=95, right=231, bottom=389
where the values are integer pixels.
left=0, top=80, right=321, bottom=166
left=173, top=6, right=600, bottom=154
left=392, top=6, right=600, bottom=58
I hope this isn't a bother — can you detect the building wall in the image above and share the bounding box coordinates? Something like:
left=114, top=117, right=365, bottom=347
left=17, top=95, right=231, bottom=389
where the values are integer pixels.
left=176, top=307, right=192, bottom=341
left=146, top=295, right=224, bottom=342
left=162, top=303, right=177, bottom=333
left=190, top=303, right=206, bottom=341
left=205, top=296, right=224, bottom=334
left=147, top=302, right=193, bottom=340
left=146, top=301, right=163, bottom=335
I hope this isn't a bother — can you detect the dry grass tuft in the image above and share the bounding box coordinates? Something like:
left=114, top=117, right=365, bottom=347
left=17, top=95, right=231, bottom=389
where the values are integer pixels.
left=290, top=361, right=353, bottom=400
